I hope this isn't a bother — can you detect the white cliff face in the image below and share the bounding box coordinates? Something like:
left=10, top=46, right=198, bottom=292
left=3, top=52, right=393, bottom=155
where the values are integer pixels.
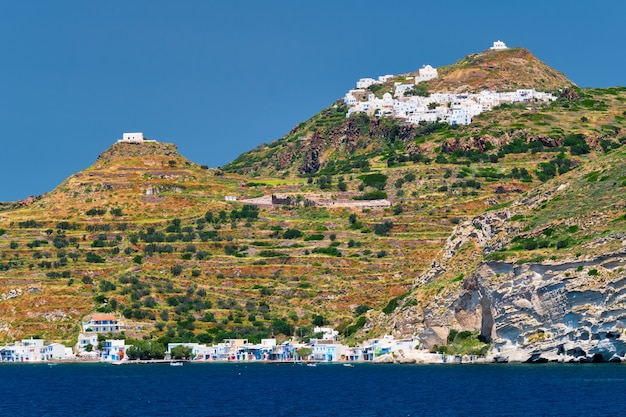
left=464, top=252, right=626, bottom=363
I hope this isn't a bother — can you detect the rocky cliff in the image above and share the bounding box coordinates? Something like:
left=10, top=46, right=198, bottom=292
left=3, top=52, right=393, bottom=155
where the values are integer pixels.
left=382, top=151, right=626, bottom=362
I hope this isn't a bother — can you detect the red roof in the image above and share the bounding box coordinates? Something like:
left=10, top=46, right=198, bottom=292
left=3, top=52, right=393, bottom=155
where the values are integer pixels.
left=90, top=314, right=117, bottom=321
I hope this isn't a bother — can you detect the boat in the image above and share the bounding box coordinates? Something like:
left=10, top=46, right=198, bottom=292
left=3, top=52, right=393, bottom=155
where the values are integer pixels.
left=170, top=361, right=183, bottom=367
left=306, top=363, right=317, bottom=367
left=343, top=363, right=354, bottom=367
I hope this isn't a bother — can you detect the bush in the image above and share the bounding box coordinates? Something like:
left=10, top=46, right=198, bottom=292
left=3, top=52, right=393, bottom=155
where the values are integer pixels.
left=382, top=297, right=400, bottom=314
left=358, top=173, right=388, bottom=190
left=311, top=246, right=342, bottom=257
left=282, top=229, right=303, bottom=239
left=258, top=250, right=287, bottom=258
left=171, top=264, right=183, bottom=276
left=86, top=208, right=107, bottom=216
left=344, top=316, right=367, bottom=337
left=85, top=252, right=105, bottom=263
left=354, top=305, right=371, bottom=316
left=373, top=221, right=393, bottom=236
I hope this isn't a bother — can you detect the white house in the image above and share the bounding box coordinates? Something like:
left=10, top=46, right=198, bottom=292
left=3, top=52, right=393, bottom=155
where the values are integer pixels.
left=118, top=132, right=144, bottom=143
left=76, top=332, right=99, bottom=354
left=310, top=340, right=347, bottom=362
left=343, top=91, right=358, bottom=105
left=394, top=83, right=415, bottom=97
left=356, top=78, right=378, bottom=89
left=101, top=339, right=128, bottom=361
left=490, top=40, right=508, bottom=50
left=415, top=65, right=438, bottom=83
left=44, top=343, right=67, bottom=360
left=82, top=314, right=121, bottom=333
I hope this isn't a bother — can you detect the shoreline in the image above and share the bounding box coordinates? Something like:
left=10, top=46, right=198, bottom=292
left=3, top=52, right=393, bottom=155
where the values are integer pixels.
left=2, top=356, right=624, bottom=365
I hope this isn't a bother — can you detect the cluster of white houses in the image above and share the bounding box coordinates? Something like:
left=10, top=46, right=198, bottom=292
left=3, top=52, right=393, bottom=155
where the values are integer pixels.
left=0, top=314, right=420, bottom=363
left=344, top=41, right=557, bottom=126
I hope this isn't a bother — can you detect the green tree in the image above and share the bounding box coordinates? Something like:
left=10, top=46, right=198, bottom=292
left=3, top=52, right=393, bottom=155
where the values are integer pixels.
left=170, top=345, right=193, bottom=360
left=296, top=347, right=312, bottom=359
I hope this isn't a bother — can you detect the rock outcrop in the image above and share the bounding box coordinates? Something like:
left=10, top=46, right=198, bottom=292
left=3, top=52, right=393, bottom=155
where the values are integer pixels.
left=461, top=251, right=626, bottom=363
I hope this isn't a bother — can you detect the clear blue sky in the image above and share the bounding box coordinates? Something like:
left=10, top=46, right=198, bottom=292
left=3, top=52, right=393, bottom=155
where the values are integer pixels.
left=1, top=0, right=625, bottom=201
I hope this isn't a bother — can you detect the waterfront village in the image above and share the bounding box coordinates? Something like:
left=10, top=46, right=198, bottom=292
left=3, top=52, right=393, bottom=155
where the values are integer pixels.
left=0, top=314, right=472, bottom=364
left=343, top=40, right=556, bottom=125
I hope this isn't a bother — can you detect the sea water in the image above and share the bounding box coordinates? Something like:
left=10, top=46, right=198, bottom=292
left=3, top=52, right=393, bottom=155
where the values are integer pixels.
left=1, top=362, right=625, bottom=416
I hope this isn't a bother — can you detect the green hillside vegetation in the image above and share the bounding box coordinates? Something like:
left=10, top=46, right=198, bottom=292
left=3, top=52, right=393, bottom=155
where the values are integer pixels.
left=0, top=48, right=625, bottom=350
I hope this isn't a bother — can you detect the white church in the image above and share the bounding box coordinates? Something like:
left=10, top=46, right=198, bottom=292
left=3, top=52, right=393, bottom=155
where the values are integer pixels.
left=490, top=40, right=508, bottom=50
left=117, top=132, right=157, bottom=143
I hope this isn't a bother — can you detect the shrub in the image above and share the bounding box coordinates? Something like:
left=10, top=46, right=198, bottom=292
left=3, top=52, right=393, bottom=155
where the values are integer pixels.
left=382, top=297, right=400, bottom=314
left=354, top=305, right=371, bottom=316
left=85, top=252, right=105, bottom=263
left=358, top=173, right=388, bottom=190
left=311, top=247, right=342, bottom=257
left=282, top=229, right=303, bottom=239
left=258, top=250, right=287, bottom=258
left=171, top=264, right=183, bottom=276
left=86, top=208, right=107, bottom=216
left=373, top=221, right=393, bottom=236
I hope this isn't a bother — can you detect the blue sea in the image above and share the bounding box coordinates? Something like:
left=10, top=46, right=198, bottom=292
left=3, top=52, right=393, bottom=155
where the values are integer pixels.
left=1, top=362, right=625, bottom=416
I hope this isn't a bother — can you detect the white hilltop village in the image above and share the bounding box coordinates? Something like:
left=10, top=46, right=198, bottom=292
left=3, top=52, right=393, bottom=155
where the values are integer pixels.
left=343, top=40, right=556, bottom=126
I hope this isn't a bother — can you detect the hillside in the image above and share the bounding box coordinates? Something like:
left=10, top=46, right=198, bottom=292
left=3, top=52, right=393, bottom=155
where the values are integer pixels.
left=1, top=45, right=625, bottom=362
left=223, top=47, right=578, bottom=178
left=425, top=47, right=573, bottom=93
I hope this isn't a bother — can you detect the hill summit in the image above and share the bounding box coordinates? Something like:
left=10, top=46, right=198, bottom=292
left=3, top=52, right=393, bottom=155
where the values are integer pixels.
left=12, top=140, right=230, bottom=221
left=424, top=45, right=573, bottom=93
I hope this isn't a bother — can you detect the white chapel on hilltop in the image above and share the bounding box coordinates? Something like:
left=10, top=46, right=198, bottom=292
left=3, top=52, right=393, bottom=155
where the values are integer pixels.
left=117, top=132, right=157, bottom=143
left=490, top=40, right=508, bottom=50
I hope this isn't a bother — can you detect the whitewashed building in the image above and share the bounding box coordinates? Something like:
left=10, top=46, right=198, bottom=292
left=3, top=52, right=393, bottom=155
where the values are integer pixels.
left=82, top=314, right=121, bottom=333
left=118, top=132, right=144, bottom=143
left=0, top=338, right=45, bottom=362
left=356, top=78, right=378, bottom=89
left=76, top=332, right=99, bottom=354
left=101, top=339, right=128, bottom=361
left=490, top=40, right=508, bottom=50
left=415, top=65, right=438, bottom=83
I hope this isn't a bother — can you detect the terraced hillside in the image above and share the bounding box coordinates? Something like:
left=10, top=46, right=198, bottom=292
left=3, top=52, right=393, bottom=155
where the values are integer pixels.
left=0, top=47, right=625, bottom=359
left=0, top=131, right=573, bottom=346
